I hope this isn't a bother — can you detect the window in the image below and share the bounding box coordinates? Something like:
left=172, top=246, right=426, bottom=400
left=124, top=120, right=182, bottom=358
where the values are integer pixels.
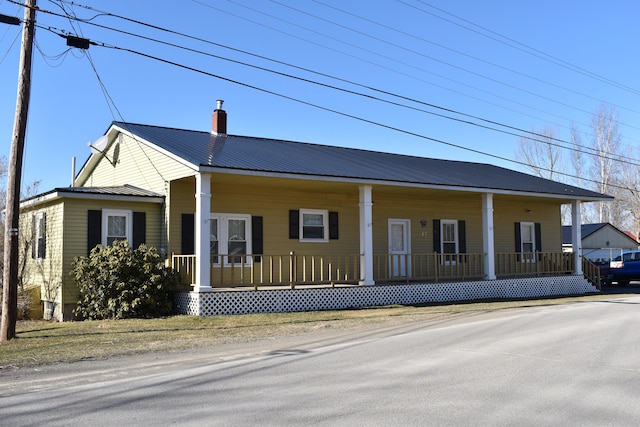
left=210, top=214, right=251, bottom=266
left=102, top=209, right=132, bottom=246
left=300, top=209, right=328, bottom=242
left=440, top=219, right=458, bottom=264
left=519, top=222, right=536, bottom=262
left=33, top=212, right=46, bottom=259
left=433, top=219, right=466, bottom=264
left=441, top=220, right=458, bottom=254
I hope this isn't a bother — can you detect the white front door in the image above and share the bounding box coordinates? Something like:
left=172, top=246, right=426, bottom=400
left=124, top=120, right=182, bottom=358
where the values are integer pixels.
left=389, top=219, right=411, bottom=278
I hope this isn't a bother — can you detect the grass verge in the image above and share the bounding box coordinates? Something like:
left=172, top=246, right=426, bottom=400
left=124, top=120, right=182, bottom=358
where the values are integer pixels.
left=0, top=293, right=632, bottom=369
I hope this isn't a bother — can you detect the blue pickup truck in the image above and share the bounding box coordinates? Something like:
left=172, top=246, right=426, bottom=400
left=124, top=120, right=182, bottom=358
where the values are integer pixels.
left=601, top=250, right=640, bottom=286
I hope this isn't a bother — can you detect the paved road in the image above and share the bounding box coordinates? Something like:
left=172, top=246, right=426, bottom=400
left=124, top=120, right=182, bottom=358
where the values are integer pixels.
left=3, top=295, right=640, bottom=426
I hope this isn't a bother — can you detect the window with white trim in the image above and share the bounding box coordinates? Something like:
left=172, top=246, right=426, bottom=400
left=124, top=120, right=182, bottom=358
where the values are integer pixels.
left=33, top=212, right=46, bottom=260
left=210, top=213, right=252, bottom=266
left=520, top=221, right=535, bottom=262
left=300, top=209, right=328, bottom=242
left=441, top=220, right=458, bottom=254
left=102, top=209, right=132, bottom=246
left=440, top=219, right=458, bottom=264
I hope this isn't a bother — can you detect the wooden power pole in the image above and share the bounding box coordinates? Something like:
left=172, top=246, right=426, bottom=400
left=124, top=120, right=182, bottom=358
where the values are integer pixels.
left=1, top=0, right=36, bottom=342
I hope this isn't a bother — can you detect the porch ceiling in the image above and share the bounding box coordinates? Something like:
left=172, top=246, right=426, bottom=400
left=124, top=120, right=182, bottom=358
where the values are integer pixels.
left=209, top=173, right=576, bottom=204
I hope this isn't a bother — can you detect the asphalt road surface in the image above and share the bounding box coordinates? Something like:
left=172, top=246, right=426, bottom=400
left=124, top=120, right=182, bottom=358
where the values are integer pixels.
left=3, top=295, right=640, bottom=426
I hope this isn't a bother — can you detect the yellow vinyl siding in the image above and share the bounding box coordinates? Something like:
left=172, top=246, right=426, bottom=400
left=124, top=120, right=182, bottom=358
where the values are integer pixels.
left=493, top=197, right=562, bottom=252
left=80, top=134, right=194, bottom=191
left=60, top=198, right=164, bottom=318
left=371, top=190, right=484, bottom=255
left=19, top=202, right=65, bottom=318
left=167, top=177, right=196, bottom=257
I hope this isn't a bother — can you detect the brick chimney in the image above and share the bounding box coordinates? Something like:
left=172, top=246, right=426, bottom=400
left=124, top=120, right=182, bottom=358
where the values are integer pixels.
left=211, top=99, right=227, bottom=136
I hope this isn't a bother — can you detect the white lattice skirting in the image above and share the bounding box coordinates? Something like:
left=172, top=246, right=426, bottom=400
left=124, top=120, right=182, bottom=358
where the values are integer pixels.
left=174, top=276, right=599, bottom=317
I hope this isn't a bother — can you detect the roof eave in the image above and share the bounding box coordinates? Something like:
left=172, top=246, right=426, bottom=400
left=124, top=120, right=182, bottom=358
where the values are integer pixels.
left=199, top=165, right=612, bottom=202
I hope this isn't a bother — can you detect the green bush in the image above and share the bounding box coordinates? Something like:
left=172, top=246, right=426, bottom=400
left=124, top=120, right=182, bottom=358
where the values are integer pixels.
left=72, top=241, right=178, bottom=320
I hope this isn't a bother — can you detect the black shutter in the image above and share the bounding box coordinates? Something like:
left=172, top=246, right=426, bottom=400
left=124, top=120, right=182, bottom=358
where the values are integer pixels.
left=252, top=216, right=263, bottom=262
left=329, top=212, right=339, bottom=240
left=458, top=220, right=466, bottom=253
left=535, top=223, right=542, bottom=252
left=181, top=213, right=195, bottom=255
left=133, top=212, right=146, bottom=248
left=88, top=210, right=102, bottom=255
left=433, top=219, right=441, bottom=253
left=289, top=210, right=299, bottom=239
left=514, top=222, right=521, bottom=253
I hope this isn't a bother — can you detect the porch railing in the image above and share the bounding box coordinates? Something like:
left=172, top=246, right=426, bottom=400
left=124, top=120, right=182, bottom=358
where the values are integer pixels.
left=582, top=257, right=602, bottom=290
left=494, top=252, right=574, bottom=277
left=171, top=251, right=582, bottom=289
left=374, top=253, right=484, bottom=282
left=171, top=252, right=360, bottom=289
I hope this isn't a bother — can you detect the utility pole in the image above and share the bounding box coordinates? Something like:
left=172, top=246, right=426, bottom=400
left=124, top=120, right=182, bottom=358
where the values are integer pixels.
left=1, top=0, right=36, bottom=342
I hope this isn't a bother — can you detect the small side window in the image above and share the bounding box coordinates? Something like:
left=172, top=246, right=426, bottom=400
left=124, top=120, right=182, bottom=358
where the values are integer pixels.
left=102, top=209, right=132, bottom=246
left=299, top=209, right=328, bottom=242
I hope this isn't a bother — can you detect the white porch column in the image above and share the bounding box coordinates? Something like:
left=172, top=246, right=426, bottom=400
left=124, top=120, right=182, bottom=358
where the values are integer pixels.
left=359, top=185, right=375, bottom=286
left=194, top=173, right=213, bottom=292
left=572, top=200, right=583, bottom=275
left=482, top=193, right=496, bottom=280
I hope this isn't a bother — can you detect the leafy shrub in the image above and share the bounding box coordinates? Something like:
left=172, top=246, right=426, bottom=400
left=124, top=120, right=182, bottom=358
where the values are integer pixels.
left=72, top=241, right=178, bottom=320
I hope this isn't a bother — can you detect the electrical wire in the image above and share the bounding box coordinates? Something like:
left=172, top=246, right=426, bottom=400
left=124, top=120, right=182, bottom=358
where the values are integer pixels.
left=9, top=0, right=639, bottom=194
left=311, top=0, right=640, bottom=116
left=199, top=0, right=640, bottom=144
left=33, top=23, right=640, bottom=194
left=57, top=0, right=640, bottom=143
left=27, top=2, right=639, bottom=169
left=406, top=0, right=640, bottom=96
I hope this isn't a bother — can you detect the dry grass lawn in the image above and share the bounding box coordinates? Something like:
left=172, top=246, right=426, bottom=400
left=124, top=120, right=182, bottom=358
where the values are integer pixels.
left=0, top=293, right=631, bottom=369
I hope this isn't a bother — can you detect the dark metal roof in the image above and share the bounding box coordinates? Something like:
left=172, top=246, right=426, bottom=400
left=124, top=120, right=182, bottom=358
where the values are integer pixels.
left=114, top=122, right=611, bottom=200
left=562, top=223, right=607, bottom=244
left=561, top=223, right=637, bottom=245
left=25, top=184, right=163, bottom=203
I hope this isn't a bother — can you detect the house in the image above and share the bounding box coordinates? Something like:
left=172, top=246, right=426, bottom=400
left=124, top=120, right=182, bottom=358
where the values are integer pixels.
left=562, top=223, right=639, bottom=262
left=20, top=101, right=612, bottom=320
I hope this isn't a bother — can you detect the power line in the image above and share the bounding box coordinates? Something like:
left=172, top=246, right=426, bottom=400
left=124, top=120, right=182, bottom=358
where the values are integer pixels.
left=50, top=0, right=640, bottom=143
left=201, top=0, right=640, bottom=143
left=25, top=1, right=640, bottom=172
left=33, top=23, right=639, bottom=194
left=29, top=15, right=632, bottom=169
left=311, top=0, right=640, bottom=117
left=405, top=0, right=640, bottom=96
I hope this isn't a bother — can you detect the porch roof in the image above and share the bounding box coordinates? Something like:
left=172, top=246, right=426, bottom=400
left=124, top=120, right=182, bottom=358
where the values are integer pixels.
left=113, top=122, right=610, bottom=201
left=21, top=184, right=164, bottom=207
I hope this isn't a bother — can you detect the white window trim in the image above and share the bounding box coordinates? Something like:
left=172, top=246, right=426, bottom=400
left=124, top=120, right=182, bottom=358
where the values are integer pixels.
left=102, top=209, right=132, bottom=246
left=520, top=221, right=536, bottom=263
left=299, top=208, right=329, bottom=242
left=440, top=219, right=458, bottom=265
left=211, top=213, right=252, bottom=267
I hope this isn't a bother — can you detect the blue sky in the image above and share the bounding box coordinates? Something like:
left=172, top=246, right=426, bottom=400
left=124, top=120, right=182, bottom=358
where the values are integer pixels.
left=1, top=0, right=638, bottom=191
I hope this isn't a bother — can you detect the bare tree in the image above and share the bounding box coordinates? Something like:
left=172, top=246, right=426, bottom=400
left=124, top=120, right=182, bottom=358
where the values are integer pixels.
left=516, top=126, right=564, bottom=181
left=515, top=126, right=572, bottom=223
left=589, top=104, right=622, bottom=223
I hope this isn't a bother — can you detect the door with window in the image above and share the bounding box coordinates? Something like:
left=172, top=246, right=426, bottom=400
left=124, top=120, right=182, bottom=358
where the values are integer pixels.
left=388, top=219, right=411, bottom=278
